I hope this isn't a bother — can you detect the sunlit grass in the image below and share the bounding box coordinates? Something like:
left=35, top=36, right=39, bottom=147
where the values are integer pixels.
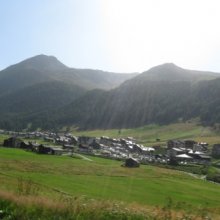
left=0, top=148, right=219, bottom=209
left=71, top=122, right=220, bottom=146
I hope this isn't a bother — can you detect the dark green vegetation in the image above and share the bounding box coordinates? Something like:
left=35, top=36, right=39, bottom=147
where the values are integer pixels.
left=1, top=55, right=220, bottom=130
left=0, top=55, right=135, bottom=130
left=0, top=147, right=220, bottom=219
left=57, top=64, right=220, bottom=130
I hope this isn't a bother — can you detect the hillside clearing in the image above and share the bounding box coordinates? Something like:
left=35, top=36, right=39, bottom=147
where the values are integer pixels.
left=0, top=148, right=219, bottom=209
left=70, top=122, right=220, bottom=146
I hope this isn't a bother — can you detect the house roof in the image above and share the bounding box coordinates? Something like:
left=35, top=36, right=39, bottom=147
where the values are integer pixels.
left=172, top=148, right=184, bottom=152
left=198, top=155, right=211, bottom=159
left=188, top=150, right=204, bottom=155
left=176, top=154, right=192, bottom=159
left=141, top=147, right=155, bottom=152
left=50, top=147, right=63, bottom=151
left=126, top=157, right=140, bottom=163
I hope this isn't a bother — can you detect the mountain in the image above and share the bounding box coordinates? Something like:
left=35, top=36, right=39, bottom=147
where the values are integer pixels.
left=0, top=81, right=85, bottom=114
left=121, top=63, right=219, bottom=87
left=54, top=64, right=220, bottom=130
left=0, top=58, right=220, bottom=130
left=0, top=54, right=136, bottom=96
left=0, top=55, right=137, bottom=130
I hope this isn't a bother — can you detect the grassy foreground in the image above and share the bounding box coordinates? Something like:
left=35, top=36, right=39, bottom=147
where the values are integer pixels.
left=0, top=147, right=220, bottom=219
left=71, top=122, right=220, bottom=146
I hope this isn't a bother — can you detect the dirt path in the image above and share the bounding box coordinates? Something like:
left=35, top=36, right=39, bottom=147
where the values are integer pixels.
left=74, top=153, right=93, bottom=161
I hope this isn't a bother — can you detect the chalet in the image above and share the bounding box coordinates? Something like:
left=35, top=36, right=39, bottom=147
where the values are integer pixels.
left=167, top=140, right=184, bottom=149
left=132, top=145, right=155, bottom=155
left=184, top=140, right=196, bottom=149
left=3, top=137, right=22, bottom=148
left=212, top=144, right=220, bottom=158
left=78, top=144, right=92, bottom=153
left=29, top=142, right=40, bottom=152
left=101, top=150, right=111, bottom=157
left=141, top=146, right=155, bottom=155
left=20, top=141, right=32, bottom=150
left=120, top=138, right=127, bottom=145
left=196, top=155, right=211, bottom=164
left=123, top=158, right=140, bottom=168
left=63, top=144, right=75, bottom=151
left=100, top=136, right=113, bottom=146
left=133, top=145, right=142, bottom=153
left=78, top=136, right=95, bottom=145
left=49, top=147, right=63, bottom=155
left=198, top=142, right=208, bottom=148
left=126, top=137, right=136, bottom=142
left=167, top=147, right=185, bottom=157
left=193, top=144, right=207, bottom=152
left=35, top=145, right=51, bottom=154
left=55, top=136, right=71, bottom=145
left=186, top=150, right=211, bottom=164
left=188, top=149, right=204, bottom=155
left=89, top=139, right=101, bottom=149
left=167, top=140, right=197, bottom=149
left=175, top=154, right=193, bottom=162
left=70, top=136, right=78, bottom=145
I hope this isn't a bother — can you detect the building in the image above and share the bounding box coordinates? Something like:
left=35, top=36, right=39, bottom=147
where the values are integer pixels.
left=123, top=158, right=140, bottom=168
left=167, top=148, right=185, bottom=158
left=184, top=140, right=196, bottom=149
left=212, top=144, right=220, bottom=158
left=3, top=137, right=22, bottom=148
left=175, top=154, right=193, bottom=162
left=167, top=140, right=184, bottom=149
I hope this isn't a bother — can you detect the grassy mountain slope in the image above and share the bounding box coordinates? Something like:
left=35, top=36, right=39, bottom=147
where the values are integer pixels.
left=0, top=55, right=136, bottom=93
left=0, top=81, right=86, bottom=114
left=69, top=121, right=220, bottom=146
left=52, top=68, right=137, bottom=90
left=0, top=55, right=67, bottom=96
left=132, top=63, right=219, bottom=82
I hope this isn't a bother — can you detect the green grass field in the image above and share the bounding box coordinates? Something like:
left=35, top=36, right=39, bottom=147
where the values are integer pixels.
left=1, top=123, right=220, bottom=218
left=0, top=147, right=219, bottom=209
left=71, top=122, right=220, bottom=146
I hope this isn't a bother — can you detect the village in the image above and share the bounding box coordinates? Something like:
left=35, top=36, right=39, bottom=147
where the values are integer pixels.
left=1, top=129, right=220, bottom=168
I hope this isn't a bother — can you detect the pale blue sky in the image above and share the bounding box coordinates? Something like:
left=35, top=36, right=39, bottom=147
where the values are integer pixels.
left=1, top=0, right=220, bottom=73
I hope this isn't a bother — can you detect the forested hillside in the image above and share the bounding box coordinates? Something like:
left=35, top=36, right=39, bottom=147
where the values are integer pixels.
left=0, top=55, right=136, bottom=130
left=0, top=59, right=220, bottom=130
left=50, top=64, right=220, bottom=130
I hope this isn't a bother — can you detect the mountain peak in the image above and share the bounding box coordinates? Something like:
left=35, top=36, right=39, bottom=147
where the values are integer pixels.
left=134, top=63, right=198, bottom=82
left=148, top=63, right=182, bottom=71
left=19, top=54, right=67, bottom=71
left=26, top=54, right=59, bottom=62
left=5, top=54, right=67, bottom=73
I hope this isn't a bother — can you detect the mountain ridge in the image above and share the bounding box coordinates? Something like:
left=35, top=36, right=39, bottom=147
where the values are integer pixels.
left=0, top=55, right=220, bottom=130
left=54, top=63, right=220, bottom=130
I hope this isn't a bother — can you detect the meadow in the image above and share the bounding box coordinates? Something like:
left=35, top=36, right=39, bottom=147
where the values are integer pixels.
left=71, top=122, right=220, bottom=146
left=0, top=147, right=220, bottom=219
left=1, top=123, right=220, bottom=219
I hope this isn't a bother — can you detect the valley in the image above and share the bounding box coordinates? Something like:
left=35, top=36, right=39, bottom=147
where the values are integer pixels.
left=0, top=56, right=220, bottom=219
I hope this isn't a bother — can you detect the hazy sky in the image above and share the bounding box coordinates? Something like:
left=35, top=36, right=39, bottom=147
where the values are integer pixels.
left=1, top=0, right=220, bottom=73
